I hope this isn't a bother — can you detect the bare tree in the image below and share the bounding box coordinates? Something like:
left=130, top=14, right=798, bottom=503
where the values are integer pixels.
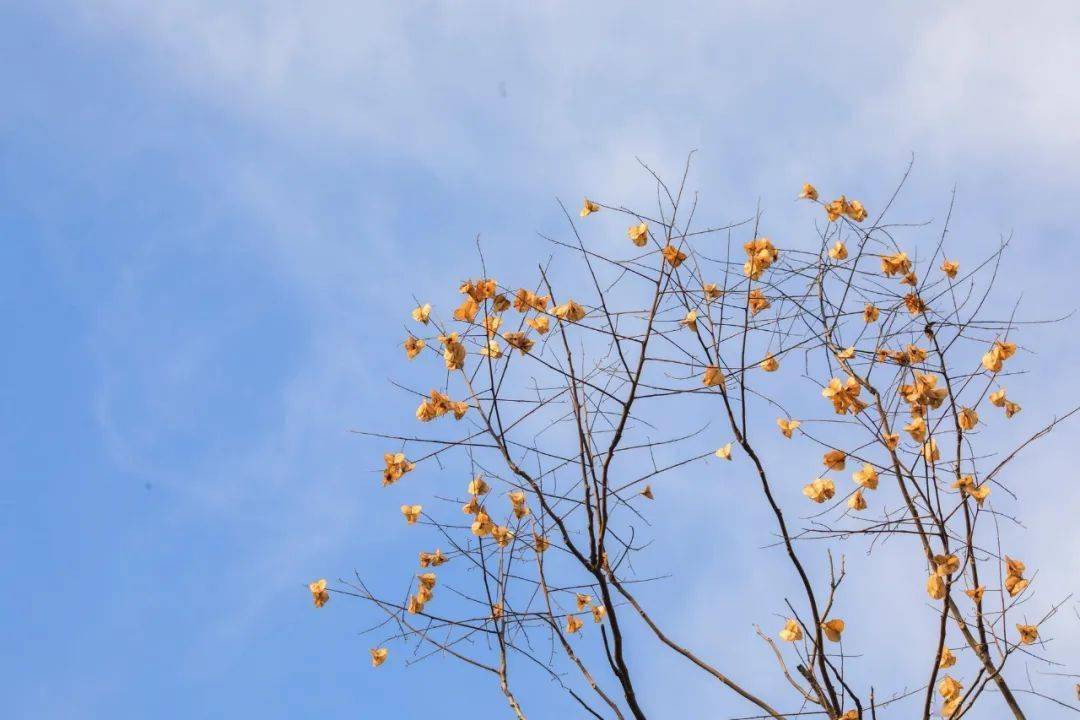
left=313, top=156, right=1078, bottom=719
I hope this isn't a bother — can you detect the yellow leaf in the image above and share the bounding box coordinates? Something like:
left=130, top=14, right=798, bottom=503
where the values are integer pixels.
left=628, top=222, right=649, bottom=247
left=404, top=336, right=425, bottom=359
left=803, top=478, right=835, bottom=503
left=779, top=618, right=803, bottom=642
left=580, top=198, right=600, bottom=217
left=821, top=618, right=845, bottom=642
left=777, top=417, right=801, bottom=438
left=309, top=578, right=330, bottom=608
left=823, top=449, right=846, bottom=471
left=702, top=365, right=725, bottom=388
left=852, top=463, right=879, bottom=490
left=1017, top=624, right=1039, bottom=645
left=662, top=244, right=687, bottom=268
left=468, top=475, right=490, bottom=496
left=552, top=300, right=587, bottom=323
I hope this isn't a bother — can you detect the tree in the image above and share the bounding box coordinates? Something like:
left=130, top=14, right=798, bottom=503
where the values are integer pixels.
left=310, top=157, right=1078, bottom=719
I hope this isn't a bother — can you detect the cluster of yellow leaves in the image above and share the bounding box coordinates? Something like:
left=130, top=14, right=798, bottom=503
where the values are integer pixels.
left=989, top=387, right=1021, bottom=418
left=407, top=283, right=561, bottom=371
left=828, top=241, right=848, bottom=261
left=408, top=571, right=437, bottom=614
left=715, top=443, right=732, bottom=461
left=681, top=310, right=699, bottom=332
left=939, top=647, right=956, bottom=669
left=309, top=578, right=330, bottom=608
left=941, top=259, right=960, bottom=279
left=508, top=490, right=531, bottom=519
left=822, top=376, right=866, bottom=415
left=570, top=593, right=607, bottom=628
left=513, top=289, right=550, bottom=313
left=926, top=553, right=960, bottom=601
left=798, top=183, right=818, bottom=201
left=415, top=389, right=469, bottom=422
left=743, top=237, right=779, bottom=279
left=952, top=475, right=990, bottom=506
left=863, top=303, right=880, bottom=323
left=580, top=198, right=600, bottom=217
left=848, top=463, right=879, bottom=511
left=628, top=222, right=649, bottom=247
left=876, top=343, right=927, bottom=366
left=901, top=373, right=948, bottom=411
left=897, top=373, right=947, bottom=447
left=939, top=675, right=963, bottom=717
left=703, top=282, right=723, bottom=301
left=382, top=452, right=415, bottom=486
left=825, top=195, right=868, bottom=223
left=981, top=340, right=1017, bottom=373
left=439, top=333, right=466, bottom=370
left=566, top=614, right=584, bottom=634
left=759, top=353, right=780, bottom=372
left=1004, top=556, right=1029, bottom=597
left=461, top=477, right=507, bottom=540
left=370, top=647, right=388, bottom=668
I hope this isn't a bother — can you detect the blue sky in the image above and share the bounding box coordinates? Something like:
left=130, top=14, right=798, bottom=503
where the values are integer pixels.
left=4, top=2, right=1080, bottom=718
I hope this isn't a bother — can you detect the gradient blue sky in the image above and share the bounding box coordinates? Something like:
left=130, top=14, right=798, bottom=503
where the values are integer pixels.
left=4, top=2, right=1080, bottom=718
